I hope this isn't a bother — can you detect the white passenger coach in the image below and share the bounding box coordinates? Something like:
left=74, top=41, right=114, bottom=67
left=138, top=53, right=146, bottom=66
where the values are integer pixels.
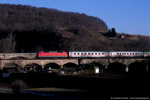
left=109, top=51, right=144, bottom=57
left=69, top=51, right=107, bottom=57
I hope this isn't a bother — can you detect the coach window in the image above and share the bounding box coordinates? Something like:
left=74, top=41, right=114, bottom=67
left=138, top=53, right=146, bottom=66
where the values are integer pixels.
left=92, top=53, right=94, bottom=55
left=78, top=53, right=80, bottom=55
left=81, top=53, right=83, bottom=55
left=74, top=53, right=76, bottom=55
left=102, top=53, right=104, bottom=55
left=95, top=53, right=97, bottom=55
left=88, top=53, right=90, bottom=55
left=84, top=53, right=87, bottom=55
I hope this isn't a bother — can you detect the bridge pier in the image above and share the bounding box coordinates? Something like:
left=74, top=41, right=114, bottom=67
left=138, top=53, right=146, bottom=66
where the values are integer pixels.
left=104, top=65, right=108, bottom=72
left=41, top=65, right=45, bottom=69
left=60, top=65, right=63, bottom=68
left=146, top=65, right=149, bottom=72
left=125, top=65, right=129, bottom=72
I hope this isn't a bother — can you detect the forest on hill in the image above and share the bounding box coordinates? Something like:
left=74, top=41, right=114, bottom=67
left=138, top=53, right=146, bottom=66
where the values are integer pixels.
left=0, top=4, right=150, bottom=53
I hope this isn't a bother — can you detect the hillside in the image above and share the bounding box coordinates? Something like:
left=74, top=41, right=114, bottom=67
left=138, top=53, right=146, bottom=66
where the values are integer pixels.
left=0, top=4, right=108, bottom=32
left=0, top=4, right=150, bottom=52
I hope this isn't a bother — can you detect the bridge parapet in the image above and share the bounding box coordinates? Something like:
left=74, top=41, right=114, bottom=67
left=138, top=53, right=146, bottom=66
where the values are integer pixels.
left=0, top=53, right=37, bottom=59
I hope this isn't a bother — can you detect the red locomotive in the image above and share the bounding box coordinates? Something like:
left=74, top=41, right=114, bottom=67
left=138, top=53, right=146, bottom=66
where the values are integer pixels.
left=38, top=51, right=68, bottom=57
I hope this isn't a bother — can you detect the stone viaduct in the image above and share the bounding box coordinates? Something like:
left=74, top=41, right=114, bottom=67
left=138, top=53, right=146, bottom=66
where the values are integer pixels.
left=0, top=53, right=150, bottom=73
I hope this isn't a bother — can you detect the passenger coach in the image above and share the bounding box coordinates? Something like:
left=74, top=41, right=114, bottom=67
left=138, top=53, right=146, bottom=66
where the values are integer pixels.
left=144, top=52, right=150, bottom=57
left=108, top=51, right=144, bottom=57
left=69, top=51, right=107, bottom=57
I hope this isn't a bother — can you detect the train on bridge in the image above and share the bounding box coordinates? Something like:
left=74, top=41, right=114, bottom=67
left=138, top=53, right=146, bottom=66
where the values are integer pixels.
left=0, top=51, right=150, bottom=59
left=38, top=51, right=150, bottom=58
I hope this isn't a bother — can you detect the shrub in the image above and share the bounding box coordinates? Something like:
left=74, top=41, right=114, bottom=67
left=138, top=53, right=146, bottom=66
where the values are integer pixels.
left=11, top=79, right=28, bottom=94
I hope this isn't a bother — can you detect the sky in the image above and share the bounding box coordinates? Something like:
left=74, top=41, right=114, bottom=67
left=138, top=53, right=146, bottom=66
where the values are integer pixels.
left=0, top=0, right=150, bottom=35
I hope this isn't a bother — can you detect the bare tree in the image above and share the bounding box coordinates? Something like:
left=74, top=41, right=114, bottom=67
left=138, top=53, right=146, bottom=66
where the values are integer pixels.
left=0, top=34, right=16, bottom=53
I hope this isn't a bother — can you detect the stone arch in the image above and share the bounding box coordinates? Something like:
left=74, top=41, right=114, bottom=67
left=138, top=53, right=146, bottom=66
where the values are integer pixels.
left=79, top=63, right=95, bottom=74
left=24, top=63, right=42, bottom=72
left=63, top=63, right=78, bottom=74
left=147, top=63, right=150, bottom=72
left=91, top=62, right=104, bottom=73
left=3, top=63, right=21, bottom=73
left=63, top=63, right=78, bottom=69
left=107, top=62, right=126, bottom=74
left=44, top=63, right=61, bottom=70
left=128, top=62, right=147, bottom=73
